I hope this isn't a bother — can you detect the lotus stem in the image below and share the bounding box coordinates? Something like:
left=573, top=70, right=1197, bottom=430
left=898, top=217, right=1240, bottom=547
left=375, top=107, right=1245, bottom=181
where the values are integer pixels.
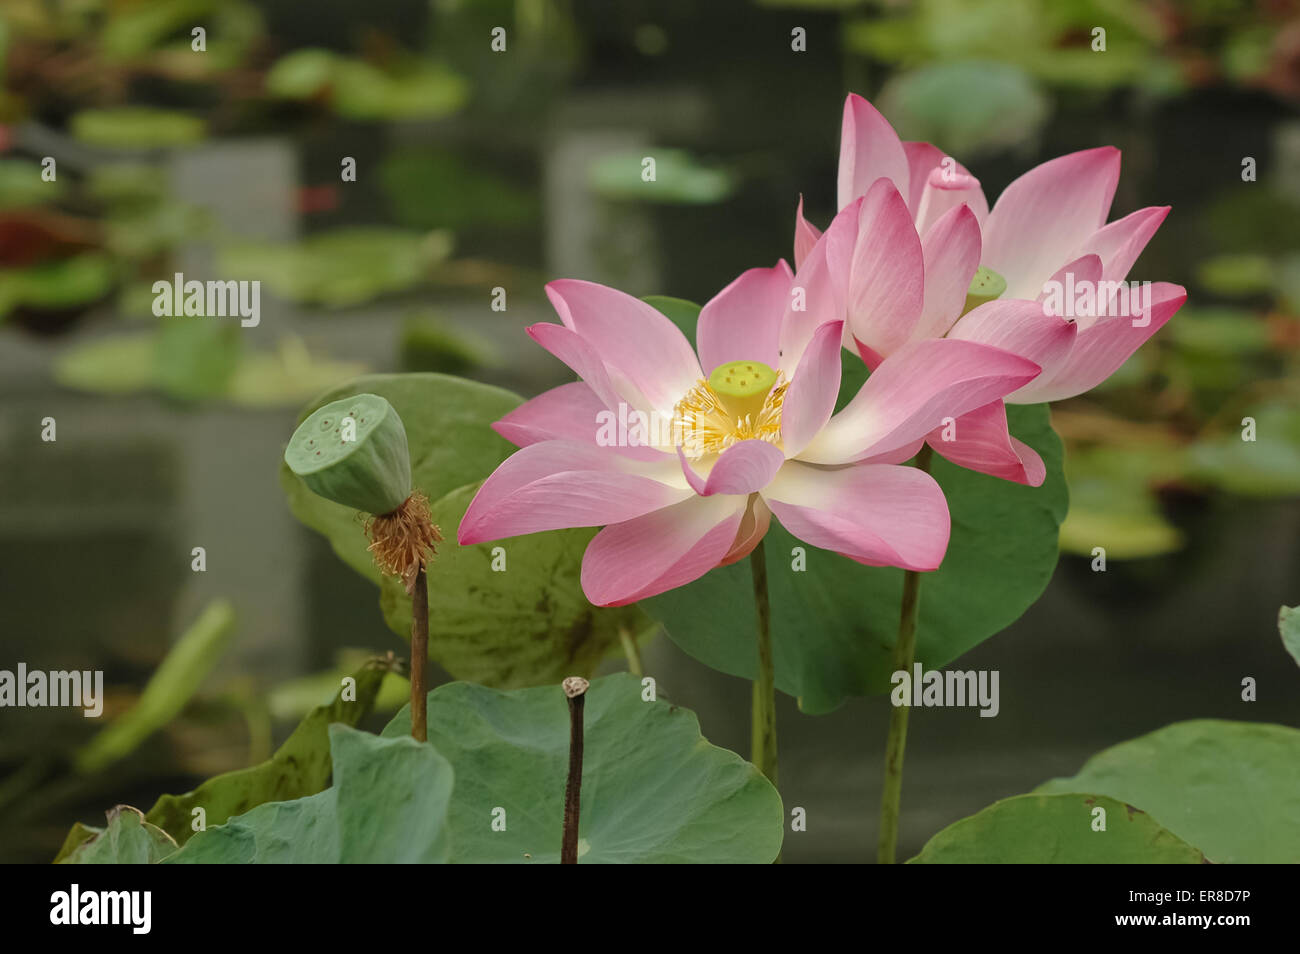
left=877, top=443, right=933, bottom=864
left=617, top=624, right=643, bottom=677
left=409, top=566, right=429, bottom=743
left=561, top=676, right=588, bottom=864
left=750, top=538, right=777, bottom=789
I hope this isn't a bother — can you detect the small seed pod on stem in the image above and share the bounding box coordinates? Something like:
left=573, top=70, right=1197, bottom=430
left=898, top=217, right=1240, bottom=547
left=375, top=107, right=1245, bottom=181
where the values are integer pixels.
left=284, top=393, right=440, bottom=740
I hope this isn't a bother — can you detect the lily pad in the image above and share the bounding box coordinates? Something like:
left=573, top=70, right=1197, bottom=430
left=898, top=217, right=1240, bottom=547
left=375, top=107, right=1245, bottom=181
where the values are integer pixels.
left=0, top=253, right=115, bottom=319
left=589, top=149, right=736, bottom=205
left=218, top=228, right=452, bottom=308
left=69, top=108, right=206, bottom=150
left=878, top=61, right=1049, bottom=158
left=1282, top=605, right=1300, bottom=669
left=382, top=673, right=784, bottom=863
left=57, top=806, right=178, bottom=865
left=1037, top=720, right=1300, bottom=863
left=909, top=793, right=1206, bottom=863
left=166, top=724, right=453, bottom=863
left=0, top=158, right=64, bottom=209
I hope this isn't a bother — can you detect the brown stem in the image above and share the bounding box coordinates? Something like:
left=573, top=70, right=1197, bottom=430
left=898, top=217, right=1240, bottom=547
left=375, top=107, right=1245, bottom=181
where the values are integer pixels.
left=561, top=676, right=588, bottom=864
left=409, top=566, right=428, bottom=742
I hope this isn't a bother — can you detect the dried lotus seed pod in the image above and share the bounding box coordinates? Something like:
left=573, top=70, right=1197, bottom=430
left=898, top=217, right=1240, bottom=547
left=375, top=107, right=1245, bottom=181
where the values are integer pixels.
left=284, top=393, right=412, bottom=516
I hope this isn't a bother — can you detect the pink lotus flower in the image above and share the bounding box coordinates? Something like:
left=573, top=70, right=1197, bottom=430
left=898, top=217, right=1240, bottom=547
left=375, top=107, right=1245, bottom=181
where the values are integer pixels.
left=458, top=273, right=1042, bottom=606
left=793, top=93, right=1188, bottom=484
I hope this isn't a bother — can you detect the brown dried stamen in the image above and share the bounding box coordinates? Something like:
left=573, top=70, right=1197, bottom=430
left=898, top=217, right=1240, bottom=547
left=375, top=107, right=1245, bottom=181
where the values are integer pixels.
left=365, top=491, right=442, bottom=594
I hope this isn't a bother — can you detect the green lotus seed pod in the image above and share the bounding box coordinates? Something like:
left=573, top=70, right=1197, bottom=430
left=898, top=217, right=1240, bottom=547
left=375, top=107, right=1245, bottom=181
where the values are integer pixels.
left=964, top=265, right=1007, bottom=315
left=284, top=393, right=412, bottom=515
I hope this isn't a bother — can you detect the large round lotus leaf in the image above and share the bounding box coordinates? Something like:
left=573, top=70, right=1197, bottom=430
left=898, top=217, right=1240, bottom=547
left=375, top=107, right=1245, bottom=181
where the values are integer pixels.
left=909, top=793, right=1206, bottom=863
left=1036, top=720, right=1300, bottom=863
left=166, top=724, right=453, bottom=864
left=382, top=673, right=783, bottom=863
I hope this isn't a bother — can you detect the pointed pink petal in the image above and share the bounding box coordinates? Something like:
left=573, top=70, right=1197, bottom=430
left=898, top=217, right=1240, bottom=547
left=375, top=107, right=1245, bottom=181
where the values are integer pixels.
left=458, top=440, right=689, bottom=544
left=902, top=142, right=989, bottom=225
left=492, top=382, right=669, bottom=461
left=762, top=462, right=950, bottom=571
left=902, top=141, right=945, bottom=214
left=546, top=279, right=702, bottom=414
left=696, top=261, right=792, bottom=374
left=781, top=319, right=844, bottom=456
left=798, top=338, right=1041, bottom=465
left=580, top=495, right=747, bottom=606
left=778, top=196, right=859, bottom=375
left=676, top=439, right=785, bottom=496
left=914, top=203, right=982, bottom=341
left=947, top=298, right=1078, bottom=391
left=837, top=93, right=910, bottom=211
left=1072, top=206, right=1170, bottom=283
left=981, top=146, right=1122, bottom=299
left=926, top=401, right=1046, bottom=486
left=793, top=196, right=823, bottom=271
left=526, top=322, right=628, bottom=412
left=1035, top=253, right=1104, bottom=307
left=846, top=177, right=925, bottom=359
left=1015, top=282, right=1187, bottom=403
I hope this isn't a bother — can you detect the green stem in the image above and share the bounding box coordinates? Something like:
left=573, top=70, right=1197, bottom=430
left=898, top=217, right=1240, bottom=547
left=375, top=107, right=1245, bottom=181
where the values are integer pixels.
left=750, top=537, right=777, bottom=789
left=876, top=444, right=932, bottom=864
left=617, top=625, right=643, bottom=677
left=410, top=566, right=428, bottom=743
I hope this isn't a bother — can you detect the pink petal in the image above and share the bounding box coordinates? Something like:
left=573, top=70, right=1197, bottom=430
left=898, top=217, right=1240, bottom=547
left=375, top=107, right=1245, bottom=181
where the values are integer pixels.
left=696, top=261, right=792, bottom=374
left=762, top=462, right=950, bottom=571
left=718, top=495, right=772, bottom=567
left=926, top=401, right=1046, bottom=486
left=837, top=93, right=910, bottom=211
left=778, top=196, right=859, bottom=375
left=793, top=196, right=823, bottom=271
left=458, top=440, right=689, bottom=544
left=492, top=382, right=669, bottom=461
left=947, top=298, right=1078, bottom=391
left=902, top=142, right=989, bottom=224
left=780, top=319, right=844, bottom=456
left=676, top=439, right=785, bottom=496
left=1072, top=206, right=1170, bottom=283
left=902, top=141, right=945, bottom=214
left=913, top=203, right=982, bottom=342
left=914, top=165, right=988, bottom=238
left=981, top=147, right=1122, bottom=299
left=1015, top=282, right=1187, bottom=403
left=546, top=279, right=702, bottom=414
left=846, top=177, right=925, bottom=360
left=526, top=322, right=630, bottom=413
left=798, top=338, right=1041, bottom=465
left=580, top=495, right=748, bottom=606
left=1036, top=253, right=1104, bottom=307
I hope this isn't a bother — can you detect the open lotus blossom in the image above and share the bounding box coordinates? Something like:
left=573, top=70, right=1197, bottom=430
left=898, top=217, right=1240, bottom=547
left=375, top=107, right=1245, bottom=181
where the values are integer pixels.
left=458, top=272, right=1042, bottom=606
left=793, top=93, right=1188, bottom=485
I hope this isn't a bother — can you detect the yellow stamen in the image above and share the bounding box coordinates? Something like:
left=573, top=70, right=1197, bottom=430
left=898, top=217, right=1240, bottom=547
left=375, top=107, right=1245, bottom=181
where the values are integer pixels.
left=672, top=360, right=786, bottom=459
